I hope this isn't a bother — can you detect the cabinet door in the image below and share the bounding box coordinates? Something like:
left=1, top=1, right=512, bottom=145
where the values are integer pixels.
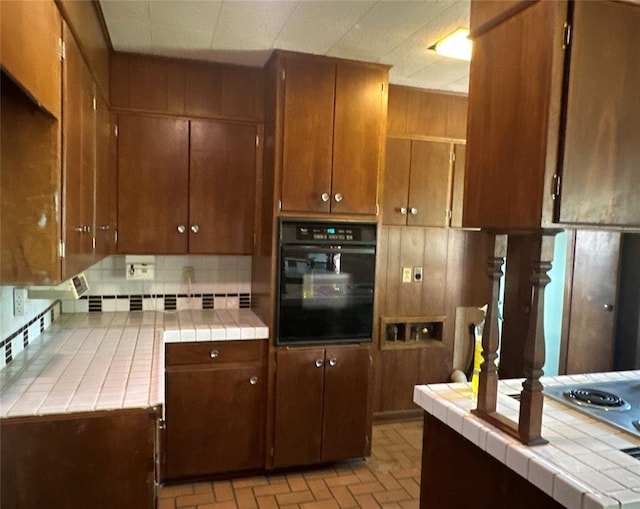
left=558, top=1, right=640, bottom=226
left=280, top=58, right=335, bottom=213
left=464, top=1, right=563, bottom=229
left=94, top=96, right=117, bottom=257
left=449, top=144, right=466, bottom=228
left=382, top=138, right=411, bottom=226
left=273, top=348, right=325, bottom=467
left=407, top=141, right=451, bottom=227
left=62, top=24, right=95, bottom=278
left=322, top=345, right=370, bottom=462
left=165, top=364, right=266, bottom=479
left=117, top=114, right=189, bottom=254
left=0, top=0, right=61, bottom=118
left=332, top=63, right=385, bottom=215
left=189, top=121, right=256, bottom=254
left=564, top=230, right=620, bottom=374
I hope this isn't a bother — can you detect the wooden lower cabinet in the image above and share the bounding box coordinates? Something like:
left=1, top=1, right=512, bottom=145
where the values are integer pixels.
left=0, top=408, right=159, bottom=509
left=164, top=341, right=267, bottom=480
left=421, top=412, right=563, bottom=509
left=379, top=345, right=452, bottom=416
left=273, top=344, right=371, bottom=468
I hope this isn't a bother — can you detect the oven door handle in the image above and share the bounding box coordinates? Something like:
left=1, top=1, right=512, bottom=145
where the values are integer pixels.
left=281, top=246, right=375, bottom=256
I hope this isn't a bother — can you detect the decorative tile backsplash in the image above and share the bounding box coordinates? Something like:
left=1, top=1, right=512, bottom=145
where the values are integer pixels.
left=0, top=301, right=61, bottom=370
left=0, top=254, right=252, bottom=370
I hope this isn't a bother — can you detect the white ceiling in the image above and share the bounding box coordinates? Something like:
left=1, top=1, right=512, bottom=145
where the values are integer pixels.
left=99, top=0, right=471, bottom=93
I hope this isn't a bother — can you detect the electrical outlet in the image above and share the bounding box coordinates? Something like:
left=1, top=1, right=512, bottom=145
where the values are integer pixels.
left=183, top=266, right=195, bottom=283
left=402, top=267, right=412, bottom=283
left=13, top=287, right=27, bottom=316
left=413, top=266, right=423, bottom=282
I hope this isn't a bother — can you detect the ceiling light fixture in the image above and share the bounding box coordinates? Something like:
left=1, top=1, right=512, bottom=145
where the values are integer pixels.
left=430, top=28, right=472, bottom=61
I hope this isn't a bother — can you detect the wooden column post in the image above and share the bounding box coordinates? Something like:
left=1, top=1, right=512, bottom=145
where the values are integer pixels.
left=518, top=231, right=557, bottom=445
left=472, top=230, right=558, bottom=446
left=476, top=233, right=507, bottom=414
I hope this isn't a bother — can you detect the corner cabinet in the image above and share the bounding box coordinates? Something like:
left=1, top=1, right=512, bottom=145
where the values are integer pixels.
left=463, top=0, right=640, bottom=230
left=164, top=340, right=267, bottom=480
left=117, top=114, right=258, bottom=254
left=269, top=52, right=389, bottom=216
left=273, top=344, right=371, bottom=468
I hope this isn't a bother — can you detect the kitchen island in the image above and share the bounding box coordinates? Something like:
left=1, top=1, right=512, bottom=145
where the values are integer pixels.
left=0, top=310, right=268, bottom=509
left=414, top=371, right=640, bottom=509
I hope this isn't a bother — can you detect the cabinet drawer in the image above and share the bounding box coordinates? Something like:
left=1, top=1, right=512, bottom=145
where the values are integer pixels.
left=165, top=340, right=266, bottom=366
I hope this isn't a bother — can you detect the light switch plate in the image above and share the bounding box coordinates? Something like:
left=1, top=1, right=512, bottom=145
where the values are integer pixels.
left=402, top=267, right=412, bottom=283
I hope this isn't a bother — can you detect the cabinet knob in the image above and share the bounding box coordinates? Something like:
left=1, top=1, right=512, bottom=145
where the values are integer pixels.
left=399, top=207, right=407, bottom=215
left=190, top=224, right=200, bottom=234
left=210, top=350, right=219, bottom=359
left=249, top=376, right=258, bottom=385
left=99, top=224, right=110, bottom=231
left=177, top=225, right=187, bottom=234
left=315, top=359, right=324, bottom=368
left=74, top=225, right=91, bottom=233
left=410, top=207, right=418, bottom=215
left=603, top=304, right=614, bottom=312
left=328, top=357, right=337, bottom=367
left=321, top=192, right=330, bottom=202
left=334, top=193, right=343, bottom=202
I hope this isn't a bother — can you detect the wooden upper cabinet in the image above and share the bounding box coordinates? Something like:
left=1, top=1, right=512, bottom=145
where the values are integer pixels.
left=189, top=121, right=257, bottom=254
left=463, top=0, right=565, bottom=230
left=117, top=114, right=190, bottom=254
left=117, top=114, right=258, bottom=255
left=276, top=52, right=388, bottom=216
left=0, top=0, right=61, bottom=118
left=557, top=1, right=640, bottom=226
left=331, top=62, right=386, bottom=215
left=407, top=141, right=452, bottom=227
left=383, top=138, right=455, bottom=227
left=94, top=97, right=117, bottom=258
left=382, top=138, right=412, bottom=226
left=464, top=0, right=640, bottom=230
left=62, top=23, right=96, bottom=279
left=281, top=57, right=335, bottom=214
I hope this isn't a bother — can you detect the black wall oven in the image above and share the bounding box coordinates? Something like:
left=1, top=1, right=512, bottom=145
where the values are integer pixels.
left=276, top=220, right=377, bottom=346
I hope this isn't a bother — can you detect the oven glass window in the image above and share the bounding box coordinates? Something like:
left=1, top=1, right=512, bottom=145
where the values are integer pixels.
left=277, top=246, right=375, bottom=344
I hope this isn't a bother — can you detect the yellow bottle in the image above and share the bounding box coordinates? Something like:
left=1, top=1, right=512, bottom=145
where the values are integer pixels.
left=471, top=330, right=483, bottom=394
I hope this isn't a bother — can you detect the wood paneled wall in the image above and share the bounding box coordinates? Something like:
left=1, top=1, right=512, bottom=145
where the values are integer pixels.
left=387, top=85, right=468, bottom=141
left=111, top=52, right=264, bottom=122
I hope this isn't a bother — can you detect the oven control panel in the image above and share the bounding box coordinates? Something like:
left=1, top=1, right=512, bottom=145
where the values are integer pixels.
left=298, top=226, right=357, bottom=241
left=280, top=221, right=376, bottom=245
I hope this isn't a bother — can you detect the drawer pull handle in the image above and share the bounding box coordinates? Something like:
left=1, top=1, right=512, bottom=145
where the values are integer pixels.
left=210, top=350, right=219, bottom=359
left=315, top=359, right=324, bottom=368
left=249, top=376, right=258, bottom=385
left=329, top=357, right=337, bottom=367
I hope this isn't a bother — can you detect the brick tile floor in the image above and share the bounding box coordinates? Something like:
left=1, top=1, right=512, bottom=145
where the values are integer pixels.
left=159, top=419, right=423, bottom=509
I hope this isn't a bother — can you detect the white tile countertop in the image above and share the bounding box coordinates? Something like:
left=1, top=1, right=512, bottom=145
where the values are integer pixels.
left=0, top=310, right=268, bottom=419
left=414, top=371, right=640, bottom=509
